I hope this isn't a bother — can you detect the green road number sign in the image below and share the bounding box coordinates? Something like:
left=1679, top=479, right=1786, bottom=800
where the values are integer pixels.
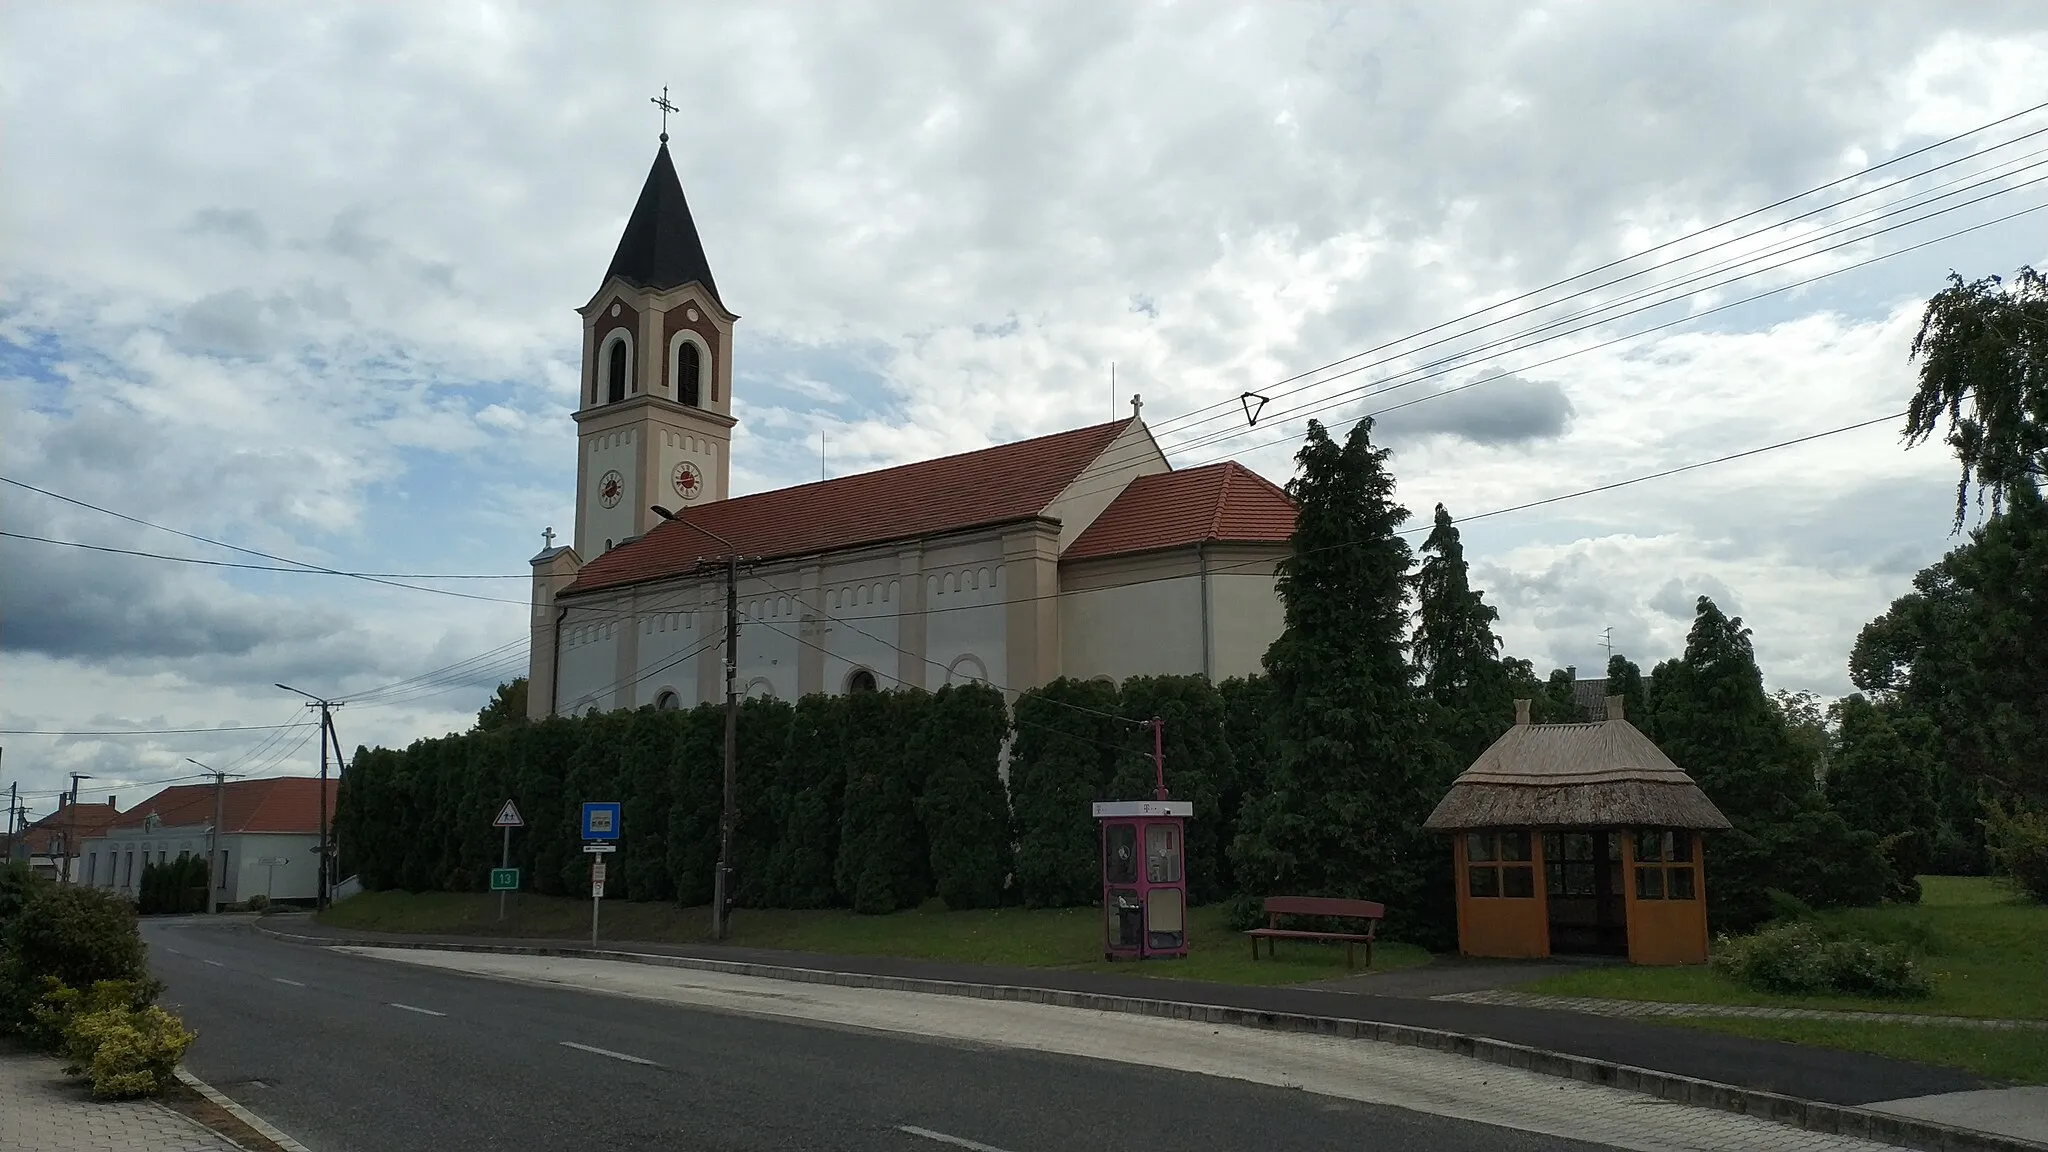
left=490, top=868, right=520, bottom=891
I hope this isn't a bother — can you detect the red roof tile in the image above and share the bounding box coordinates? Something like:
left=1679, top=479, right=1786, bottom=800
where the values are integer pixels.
left=567, top=417, right=1136, bottom=594
left=110, top=777, right=337, bottom=836
left=1061, top=462, right=1296, bottom=562
left=20, top=803, right=118, bottom=853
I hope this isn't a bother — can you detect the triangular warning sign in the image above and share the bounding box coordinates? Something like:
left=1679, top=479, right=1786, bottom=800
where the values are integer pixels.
left=493, top=800, right=525, bottom=828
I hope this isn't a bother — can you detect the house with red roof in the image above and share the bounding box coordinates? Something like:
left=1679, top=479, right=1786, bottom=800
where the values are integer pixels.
left=10, top=792, right=120, bottom=882
left=527, top=141, right=1297, bottom=717
left=78, top=776, right=337, bottom=906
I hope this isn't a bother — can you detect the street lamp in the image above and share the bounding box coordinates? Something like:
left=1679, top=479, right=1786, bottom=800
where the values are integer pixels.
left=276, top=684, right=340, bottom=911
left=651, top=505, right=744, bottom=940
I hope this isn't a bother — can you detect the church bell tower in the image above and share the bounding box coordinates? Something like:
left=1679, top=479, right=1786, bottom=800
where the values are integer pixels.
left=573, top=135, right=737, bottom=557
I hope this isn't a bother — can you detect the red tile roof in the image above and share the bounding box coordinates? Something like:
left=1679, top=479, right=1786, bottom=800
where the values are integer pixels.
left=109, top=777, right=337, bottom=836
left=20, top=803, right=118, bottom=854
left=567, top=417, right=1136, bottom=595
left=1061, top=461, right=1296, bottom=562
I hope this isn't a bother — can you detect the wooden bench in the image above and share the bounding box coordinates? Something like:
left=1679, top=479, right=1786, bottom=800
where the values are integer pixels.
left=1245, top=896, right=1385, bottom=968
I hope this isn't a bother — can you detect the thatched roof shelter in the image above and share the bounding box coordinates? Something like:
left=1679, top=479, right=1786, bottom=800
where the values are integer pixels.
left=1424, top=697, right=1731, bottom=832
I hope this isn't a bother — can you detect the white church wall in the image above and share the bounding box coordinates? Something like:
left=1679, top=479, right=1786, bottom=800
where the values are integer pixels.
left=655, top=427, right=722, bottom=510
left=582, top=428, right=642, bottom=554
left=737, top=582, right=801, bottom=701
left=924, top=551, right=1006, bottom=690
left=635, top=600, right=708, bottom=707
left=1059, top=566, right=1204, bottom=683
left=557, top=608, right=621, bottom=714
left=819, top=570, right=902, bottom=691
left=1209, top=566, right=1285, bottom=681
left=1042, top=418, right=1170, bottom=552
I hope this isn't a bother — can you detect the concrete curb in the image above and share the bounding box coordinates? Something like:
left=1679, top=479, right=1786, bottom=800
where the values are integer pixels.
left=259, top=925, right=2047, bottom=1152
left=174, top=1067, right=314, bottom=1152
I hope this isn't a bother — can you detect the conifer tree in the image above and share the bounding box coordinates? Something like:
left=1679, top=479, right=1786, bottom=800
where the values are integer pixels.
left=835, top=691, right=931, bottom=913
left=912, top=683, right=1012, bottom=910
left=1828, top=694, right=1937, bottom=902
left=1646, top=596, right=1884, bottom=928
left=1010, top=678, right=1123, bottom=907
left=1411, top=504, right=1512, bottom=763
left=1604, top=654, right=1648, bottom=723
left=1109, top=675, right=1231, bottom=903
left=1231, top=419, right=1451, bottom=944
left=764, top=695, right=848, bottom=908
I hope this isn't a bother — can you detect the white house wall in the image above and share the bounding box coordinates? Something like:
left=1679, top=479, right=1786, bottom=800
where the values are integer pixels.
left=229, top=833, right=322, bottom=903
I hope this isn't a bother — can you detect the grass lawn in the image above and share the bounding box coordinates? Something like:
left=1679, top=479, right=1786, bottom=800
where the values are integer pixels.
left=1518, top=876, right=2046, bottom=1020
left=1672, top=1017, right=2048, bottom=1085
left=318, top=890, right=1431, bottom=987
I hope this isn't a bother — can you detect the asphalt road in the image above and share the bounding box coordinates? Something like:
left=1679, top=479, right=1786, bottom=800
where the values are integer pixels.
left=145, top=918, right=1610, bottom=1152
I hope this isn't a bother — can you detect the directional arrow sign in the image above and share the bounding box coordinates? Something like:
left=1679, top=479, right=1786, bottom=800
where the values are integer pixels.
left=493, top=800, right=525, bottom=828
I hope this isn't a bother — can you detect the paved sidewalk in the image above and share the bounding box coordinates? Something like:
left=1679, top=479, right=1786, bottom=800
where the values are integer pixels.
left=256, top=916, right=1988, bottom=1107
left=0, top=1048, right=237, bottom=1152
left=1438, top=989, right=2048, bottom=1030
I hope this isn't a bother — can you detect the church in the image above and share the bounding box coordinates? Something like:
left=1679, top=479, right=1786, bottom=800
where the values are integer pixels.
left=526, top=140, right=1298, bottom=717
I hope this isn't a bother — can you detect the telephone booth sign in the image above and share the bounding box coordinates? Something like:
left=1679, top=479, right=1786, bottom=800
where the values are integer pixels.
left=1094, top=799, right=1193, bottom=960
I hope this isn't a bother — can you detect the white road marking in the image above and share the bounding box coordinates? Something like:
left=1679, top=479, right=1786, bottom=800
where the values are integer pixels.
left=271, top=977, right=306, bottom=987
left=388, top=1003, right=446, bottom=1017
left=560, top=1040, right=658, bottom=1067
left=898, top=1125, right=1017, bottom=1152
left=202, top=959, right=224, bottom=967
left=352, top=947, right=1903, bottom=1152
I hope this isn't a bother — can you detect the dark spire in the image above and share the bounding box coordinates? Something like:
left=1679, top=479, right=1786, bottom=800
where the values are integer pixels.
left=602, top=142, right=721, bottom=305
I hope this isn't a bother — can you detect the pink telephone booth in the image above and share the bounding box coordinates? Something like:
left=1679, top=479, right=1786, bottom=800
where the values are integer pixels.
left=1094, top=799, right=1192, bottom=960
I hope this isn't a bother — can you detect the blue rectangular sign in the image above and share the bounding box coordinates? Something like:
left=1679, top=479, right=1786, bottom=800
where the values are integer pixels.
left=580, top=801, right=622, bottom=842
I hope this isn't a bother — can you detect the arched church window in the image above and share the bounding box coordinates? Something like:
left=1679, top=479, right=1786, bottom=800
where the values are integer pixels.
left=846, top=668, right=879, bottom=694
left=654, top=690, right=681, bottom=711
left=605, top=335, right=631, bottom=404
left=678, top=341, right=701, bottom=407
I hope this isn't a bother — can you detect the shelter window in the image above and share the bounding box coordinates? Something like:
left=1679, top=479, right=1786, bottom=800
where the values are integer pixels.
left=1466, top=831, right=1535, bottom=898
left=1105, top=824, right=1138, bottom=885
left=1633, top=828, right=1696, bottom=901
left=1145, top=824, right=1182, bottom=884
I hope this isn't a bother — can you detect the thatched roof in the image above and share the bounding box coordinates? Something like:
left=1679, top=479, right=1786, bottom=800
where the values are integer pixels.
left=1423, top=698, right=1731, bottom=832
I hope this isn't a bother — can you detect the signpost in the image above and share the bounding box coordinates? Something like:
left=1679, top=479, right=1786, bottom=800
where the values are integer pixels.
left=580, top=802, right=620, bottom=945
left=493, top=800, right=524, bottom=921
left=254, top=856, right=289, bottom=903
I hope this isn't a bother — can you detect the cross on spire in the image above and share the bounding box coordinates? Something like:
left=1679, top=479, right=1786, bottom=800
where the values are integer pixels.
left=650, top=86, right=679, bottom=143
left=542, top=526, right=556, bottom=550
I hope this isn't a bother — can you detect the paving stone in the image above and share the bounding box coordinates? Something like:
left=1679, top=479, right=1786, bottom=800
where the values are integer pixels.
left=0, top=1051, right=237, bottom=1152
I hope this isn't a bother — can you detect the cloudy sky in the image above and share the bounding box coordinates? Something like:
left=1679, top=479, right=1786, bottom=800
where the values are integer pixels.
left=4, top=2, right=2046, bottom=815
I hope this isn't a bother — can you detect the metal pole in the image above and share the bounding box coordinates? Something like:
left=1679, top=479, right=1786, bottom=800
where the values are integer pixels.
left=208, top=772, right=226, bottom=912
left=1152, top=717, right=1167, bottom=801
left=592, top=859, right=601, bottom=947
left=714, top=553, right=739, bottom=940
left=66, top=772, right=91, bottom=884
left=499, top=825, right=511, bottom=922
left=316, top=707, right=331, bottom=911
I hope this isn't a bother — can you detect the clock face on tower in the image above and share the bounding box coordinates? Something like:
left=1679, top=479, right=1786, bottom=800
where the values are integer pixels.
left=598, top=469, right=624, bottom=508
left=671, top=461, right=704, bottom=502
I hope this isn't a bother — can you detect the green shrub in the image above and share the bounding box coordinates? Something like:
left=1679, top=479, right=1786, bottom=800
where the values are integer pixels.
left=0, top=861, right=51, bottom=930
left=245, top=893, right=270, bottom=912
left=33, top=979, right=192, bottom=1098
left=1985, top=801, right=2048, bottom=902
left=1712, top=922, right=1932, bottom=999
left=2, top=885, right=154, bottom=1031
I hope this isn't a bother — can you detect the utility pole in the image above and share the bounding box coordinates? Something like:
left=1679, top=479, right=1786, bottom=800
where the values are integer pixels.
left=277, top=684, right=341, bottom=911
left=187, top=759, right=240, bottom=914
left=1148, top=717, right=1167, bottom=801
left=651, top=504, right=747, bottom=942
left=2, top=777, right=16, bottom=863
left=65, top=772, right=92, bottom=885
